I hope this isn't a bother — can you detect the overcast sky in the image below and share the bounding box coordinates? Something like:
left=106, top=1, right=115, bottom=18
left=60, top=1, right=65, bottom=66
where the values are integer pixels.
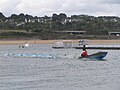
left=0, top=0, right=120, bottom=17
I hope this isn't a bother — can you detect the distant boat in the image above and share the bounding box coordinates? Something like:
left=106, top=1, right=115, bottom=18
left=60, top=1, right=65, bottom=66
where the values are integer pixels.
left=78, top=39, right=88, bottom=45
left=19, top=42, right=31, bottom=48
left=24, top=43, right=30, bottom=47
left=78, top=51, right=108, bottom=60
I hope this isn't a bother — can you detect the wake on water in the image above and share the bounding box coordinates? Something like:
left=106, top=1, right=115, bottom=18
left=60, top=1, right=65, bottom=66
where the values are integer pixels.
left=4, top=52, right=79, bottom=59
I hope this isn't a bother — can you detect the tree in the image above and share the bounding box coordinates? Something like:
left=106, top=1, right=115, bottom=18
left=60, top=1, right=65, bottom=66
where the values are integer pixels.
left=18, top=13, right=25, bottom=22
left=0, top=12, right=5, bottom=21
left=10, top=14, right=18, bottom=22
left=59, top=13, right=67, bottom=21
left=25, top=14, right=33, bottom=22
left=52, top=13, right=58, bottom=21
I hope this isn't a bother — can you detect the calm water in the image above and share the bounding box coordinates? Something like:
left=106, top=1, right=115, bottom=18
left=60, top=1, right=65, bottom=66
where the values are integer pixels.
left=0, top=44, right=120, bottom=90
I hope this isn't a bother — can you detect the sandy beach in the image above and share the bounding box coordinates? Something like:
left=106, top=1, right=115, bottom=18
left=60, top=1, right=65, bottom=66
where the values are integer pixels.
left=0, top=39, right=120, bottom=45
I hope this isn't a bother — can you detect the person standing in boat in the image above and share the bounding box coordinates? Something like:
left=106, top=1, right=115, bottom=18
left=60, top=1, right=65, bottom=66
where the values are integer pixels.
left=81, top=45, right=88, bottom=57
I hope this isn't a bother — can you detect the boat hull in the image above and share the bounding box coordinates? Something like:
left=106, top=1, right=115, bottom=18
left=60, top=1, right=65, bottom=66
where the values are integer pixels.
left=78, top=51, right=108, bottom=60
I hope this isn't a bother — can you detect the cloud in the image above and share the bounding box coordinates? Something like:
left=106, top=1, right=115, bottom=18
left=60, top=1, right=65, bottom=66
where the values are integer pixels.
left=0, top=0, right=120, bottom=17
left=0, top=0, right=21, bottom=16
left=16, top=0, right=67, bottom=16
left=94, top=0, right=120, bottom=16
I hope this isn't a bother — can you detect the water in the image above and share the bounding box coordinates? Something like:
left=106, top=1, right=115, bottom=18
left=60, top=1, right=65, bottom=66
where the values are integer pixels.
left=0, top=44, right=120, bottom=90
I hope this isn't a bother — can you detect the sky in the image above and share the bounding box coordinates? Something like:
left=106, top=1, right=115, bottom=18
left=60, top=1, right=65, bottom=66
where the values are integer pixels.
left=0, top=0, right=120, bottom=17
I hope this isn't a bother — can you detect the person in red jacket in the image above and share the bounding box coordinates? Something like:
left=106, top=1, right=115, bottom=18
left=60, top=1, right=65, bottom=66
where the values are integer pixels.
left=81, top=48, right=88, bottom=57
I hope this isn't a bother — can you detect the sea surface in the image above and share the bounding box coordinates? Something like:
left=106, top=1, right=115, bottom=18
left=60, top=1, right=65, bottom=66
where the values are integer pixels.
left=0, top=44, right=120, bottom=90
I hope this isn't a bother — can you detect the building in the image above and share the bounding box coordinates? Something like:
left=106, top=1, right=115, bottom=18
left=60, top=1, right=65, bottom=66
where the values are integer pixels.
left=55, top=31, right=86, bottom=35
left=108, top=32, right=120, bottom=36
left=52, top=40, right=74, bottom=49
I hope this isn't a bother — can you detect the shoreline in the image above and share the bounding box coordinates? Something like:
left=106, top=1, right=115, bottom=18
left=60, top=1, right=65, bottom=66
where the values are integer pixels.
left=0, top=39, right=120, bottom=45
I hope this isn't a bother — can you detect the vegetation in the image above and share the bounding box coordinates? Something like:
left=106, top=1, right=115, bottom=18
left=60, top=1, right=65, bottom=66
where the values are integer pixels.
left=0, top=12, right=120, bottom=39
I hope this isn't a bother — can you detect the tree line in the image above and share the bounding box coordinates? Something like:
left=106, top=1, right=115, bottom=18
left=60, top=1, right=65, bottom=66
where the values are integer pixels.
left=0, top=12, right=120, bottom=35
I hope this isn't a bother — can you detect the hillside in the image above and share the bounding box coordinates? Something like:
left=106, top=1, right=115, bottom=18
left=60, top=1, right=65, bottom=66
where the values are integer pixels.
left=0, top=12, right=120, bottom=40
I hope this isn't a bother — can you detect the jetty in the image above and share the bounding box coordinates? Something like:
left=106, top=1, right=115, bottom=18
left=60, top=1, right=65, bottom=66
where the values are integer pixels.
left=52, top=39, right=120, bottom=50
left=75, top=46, right=120, bottom=50
left=53, top=45, right=120, bottom=50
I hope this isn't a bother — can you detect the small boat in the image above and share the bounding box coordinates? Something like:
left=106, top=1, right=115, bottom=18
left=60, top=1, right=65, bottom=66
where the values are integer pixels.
left=19, top=42, right=31, bottom=48
left=78, top=51, right=108, bottom=60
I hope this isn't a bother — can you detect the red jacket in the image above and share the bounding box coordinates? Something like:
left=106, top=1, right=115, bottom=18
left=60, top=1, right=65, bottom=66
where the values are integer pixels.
left=81, top=51, right=88, bottom=57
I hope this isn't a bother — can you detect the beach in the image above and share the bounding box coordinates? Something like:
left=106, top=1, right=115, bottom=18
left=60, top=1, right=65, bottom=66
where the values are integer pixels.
left=0, top=39, right=120, bottom=45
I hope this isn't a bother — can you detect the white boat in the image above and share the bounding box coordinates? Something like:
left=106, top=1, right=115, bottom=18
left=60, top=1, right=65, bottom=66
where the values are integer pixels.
left=19, top=42, right=31, bottom=48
